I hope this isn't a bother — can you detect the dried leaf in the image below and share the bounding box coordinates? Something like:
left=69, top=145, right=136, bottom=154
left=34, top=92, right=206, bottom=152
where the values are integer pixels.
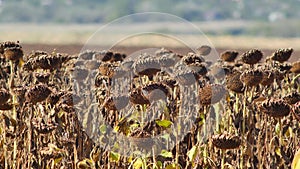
left=54, top=157, right=63, bottom=164
left=292, top=149, right=300, bottom=169
left=165, top=163, right=179, bottom=169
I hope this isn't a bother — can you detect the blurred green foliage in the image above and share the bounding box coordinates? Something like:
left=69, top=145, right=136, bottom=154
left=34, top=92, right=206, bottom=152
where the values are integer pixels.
left=1, top=0, right=300, bottom=37
left=1, top=0, right=300, bottom=23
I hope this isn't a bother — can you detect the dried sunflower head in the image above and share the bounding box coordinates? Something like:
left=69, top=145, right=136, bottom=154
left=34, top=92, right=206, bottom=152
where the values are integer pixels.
left=226, top=71, right=244, bottom=93
left=94, top=50, right=114, bottom=62
left=240, top=69, right=263, bottom=87
left=27, top=50, right=48, bottom=60
left=59, top=92, right=79, bottom=106
left=0, top=88, right=11, bottom=105
left=199, top=84, right=227, bottom=106
left=241, top=49, right=263, bottom=65
left=30, top=54, right=63, bottom=70
left=103, top=94, right=129, bottom=111
left=0, top=103, right=13, bottom=111
left=22, top=57, right=36, bottom=71
left=162, top=78, right=177, bottom=89
left=111, top=52, right=126, bottom=62
left=260, top=70, right=275, bottom=86
left=220, top=50, right=239, bottom=62
left=274, top=69, right=285, bottom=82
left=259, top=99, right=291, bottom=118
left=188, top=62, right=208, bottom=79
left=133, top=57, right=161, bottom=77
left=0, top=41, right=23, bottom=60
left=72, top=67, right=89, bottom=81
left=4, top=47, right=23, bottom=61
left=174, top=69, right=196, bottom=86
left=34, top=72, right=50, bottom=83
left=142, top=82, right=169, bottom=101
left=32, top=118, right=57, bottom=134
left=79, top=50, right=95, bottom=60
left=155, top=48, right=175, bottom=57
left=278, top=63, right=292, bottom=72
left=40, top=144, right=65, bottom=161
left=98, top=62, right=114, bottom=77
left=292, top=101, right=300, bottom=122
left=12, top=86, right=26, bottom=98
left=84, top=60, right=101, bottom=70
left=283, top=92, right=300, bottom=105
left=121, top=60, right=134, bottom=71
left=47, top=92, right=65, bottom=106
left=196, top=45, right=211, bottom=56
left=271, top=48, right=293, bottom=63
left=129, top=88, right=150, bottom=105
left=95, top=74, right=110, bottom=88
left=291, top=61, right=300, bottom=74
left=0, top=41, right=22, bottom=54
left=210, top=65, right=232, bottom=80
left=212, top=133, right=241, bottom=149
left=111, top=66, right=127, bottom=79
left=158, top=53, right=180, bottom=67
left=25, top=84, right=52, bottom=104
left=182, top=52, right=204, bottom=65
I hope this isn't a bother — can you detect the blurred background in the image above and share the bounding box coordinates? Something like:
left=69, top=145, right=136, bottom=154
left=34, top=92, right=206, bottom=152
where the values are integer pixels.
left=1, top=0, right=300, bottom=54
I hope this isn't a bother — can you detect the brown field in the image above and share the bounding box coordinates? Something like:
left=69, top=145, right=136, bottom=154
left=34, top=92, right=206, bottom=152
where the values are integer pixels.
left=22, top=43, right=299, bottom=62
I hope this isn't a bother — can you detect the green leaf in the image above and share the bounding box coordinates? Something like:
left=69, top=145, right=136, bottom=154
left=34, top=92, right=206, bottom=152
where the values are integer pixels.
left=165, top=163, right=178, bottom=169
left=156, top=161, right=163, bottom=169
left=285, top=127, right=293, bottom=137
left=161, top=134, right=170, bottom=140
left=275, top=147, right=282, bottom=157
left=133, top=158, right=143, bottom=169
left=58, top=109, right=65, bottom=118
left=160, top=150, right=173, bottom=158
left=99, top=124, right=107, bottom=134
left=187, top=145, right=198, bottom=162
left=109, top=151, right=120, bottom=162
left=275, top=122, right=280, bottom=135
left=156, top=120, right=172, bottom=128
left=54, top=157, right=63, bottom=164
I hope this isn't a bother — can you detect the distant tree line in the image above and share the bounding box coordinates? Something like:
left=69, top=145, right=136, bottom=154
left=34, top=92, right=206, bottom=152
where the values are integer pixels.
left=0, top=0, right=300, bottom=23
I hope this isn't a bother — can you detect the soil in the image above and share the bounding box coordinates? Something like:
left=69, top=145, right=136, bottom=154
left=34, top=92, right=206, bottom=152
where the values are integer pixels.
left=22, top=44, right=299, bottom=62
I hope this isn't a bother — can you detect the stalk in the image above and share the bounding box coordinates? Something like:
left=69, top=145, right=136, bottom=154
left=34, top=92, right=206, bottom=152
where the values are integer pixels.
left=240, top=86, right=249, bottom=169
left=203, top=106, right=209, bottom=165
left=27, top=105, right=33, bottom=168
left=278, top=119, right=283, bottom=146
left=216, top=108, right=220, bottom=133
left=233, top=93, right=240, bottom=134
left=221, top=149, right=225, bottom=169
left=242, top=87, right=248, bottom=135
left=2, top=114, right=8, bottom=169
left=9, top=60, right=18, bottom=169
left=175, top=123, right=179, bottom=167
left=73, top=143, right=78, bottom=169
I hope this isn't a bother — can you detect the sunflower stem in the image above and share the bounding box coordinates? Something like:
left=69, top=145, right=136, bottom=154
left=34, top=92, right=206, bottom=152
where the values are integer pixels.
left=279, top=119, right=283, bottom=146
left=221, top=149, right=225, bottom=169
left=2, top=114, right=8, bottom=169
left=9, top=60, right=18, bottom=169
